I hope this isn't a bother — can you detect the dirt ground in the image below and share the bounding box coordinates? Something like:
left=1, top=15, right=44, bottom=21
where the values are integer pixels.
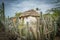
left=55, top=36, right=60, bottom=40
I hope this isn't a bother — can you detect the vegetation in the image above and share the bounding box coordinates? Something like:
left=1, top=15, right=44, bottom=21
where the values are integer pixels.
left=15, top=12, right=22, bottom=17
left=0, top=0, right=59, bottom=40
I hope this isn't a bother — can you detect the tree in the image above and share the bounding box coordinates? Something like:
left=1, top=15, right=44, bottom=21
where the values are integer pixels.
left=46, top=8, right=60, bottom=20
left=15, top=12, right=22, bottom=17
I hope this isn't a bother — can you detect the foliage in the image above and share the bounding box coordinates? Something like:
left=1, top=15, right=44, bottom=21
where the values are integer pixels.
left=15, top=12, right=22, bottom=17
left=51, top=8, right=60, bottom=18
left=46, top=8, right=60, bottom=20
left=0, top=21, right=5, bottom=31
left=46, top=8, right=60, bottom=35
left=56, top=17, right=60, bottom=27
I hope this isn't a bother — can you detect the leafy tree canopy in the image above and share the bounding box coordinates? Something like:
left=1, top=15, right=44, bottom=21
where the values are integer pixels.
left=15, top=12, right=22, bottom=17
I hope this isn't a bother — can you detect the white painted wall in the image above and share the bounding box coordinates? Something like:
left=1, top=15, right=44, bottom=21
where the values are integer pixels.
left=24, top=16, right=37, bottom=25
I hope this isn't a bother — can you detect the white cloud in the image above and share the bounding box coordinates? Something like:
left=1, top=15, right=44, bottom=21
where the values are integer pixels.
left=11, top=0, right=53, bottom=13
left=5, top=0, right=56, bottom=17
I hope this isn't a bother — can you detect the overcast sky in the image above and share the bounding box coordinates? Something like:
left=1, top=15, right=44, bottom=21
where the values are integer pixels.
left=0, top=0, right=60, bottom=17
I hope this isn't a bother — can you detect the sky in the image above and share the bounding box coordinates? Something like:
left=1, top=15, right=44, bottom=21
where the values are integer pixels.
left=0, top=0, right=60, bottom=17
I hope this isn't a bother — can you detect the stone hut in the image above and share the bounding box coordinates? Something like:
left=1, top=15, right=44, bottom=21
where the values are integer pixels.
left=18, top=9, right=41, bottom=40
